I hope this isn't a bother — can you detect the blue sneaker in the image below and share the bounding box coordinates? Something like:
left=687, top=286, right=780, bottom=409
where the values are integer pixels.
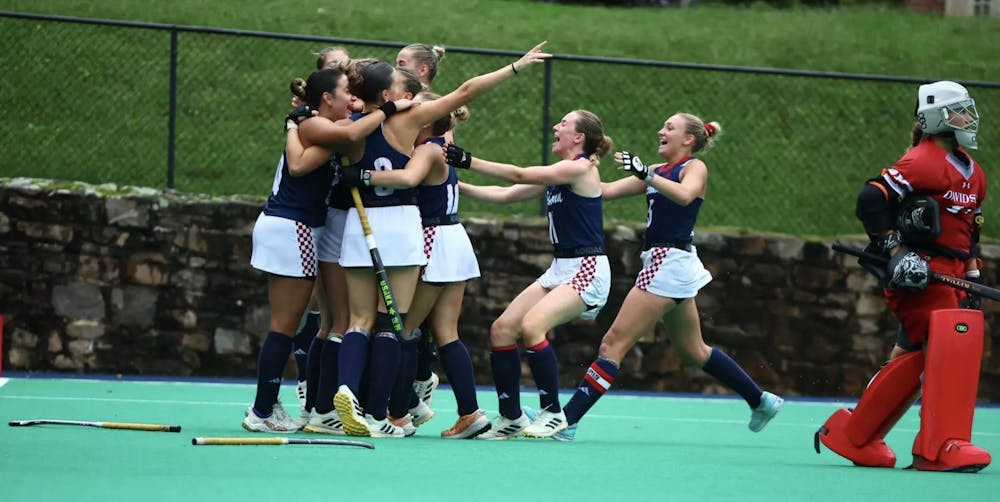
left=522, top=406, right=576, bottom=442
left=749, top=391, right=783, bottom=432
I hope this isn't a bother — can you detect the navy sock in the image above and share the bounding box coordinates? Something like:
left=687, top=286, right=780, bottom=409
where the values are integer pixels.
left=337, top=330, right=370, bottom=395
left=304, top=336, right=326, bottom=412
left=252, top=331, right=294, bottom=417
left=563, top=357, right=618, bottom=425
left=313, top=337, right=342, bottom=414
left=702, top=348, right=763, bottom=408
left=525, top=339, right=561, bottom=413
left=490, top=345, right=522, bottom=419
left=366, top=333, right=401, bottom=421
left=415, top=326, right=435, bottom=380
left=388, top=340, right=419, bottom=418
left=439, top=340, right=479, bottom=416
left=293, top=311, right=320, bottom=382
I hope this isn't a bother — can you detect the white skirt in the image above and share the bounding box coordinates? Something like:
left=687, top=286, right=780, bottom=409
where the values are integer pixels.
left=634, top=245, right=712, bottom=299
left=250, top=213, right=319, bottom=277
left=316, top=208, right=348, bottom=263
left=536, top=255, right=611, bottom=321
left=421, top=223, right=481, bottom=283
left=339, top=205, right=426, bottom=268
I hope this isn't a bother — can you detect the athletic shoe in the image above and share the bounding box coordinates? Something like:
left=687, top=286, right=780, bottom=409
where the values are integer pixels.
left=408, top=399, right=435, bottom=427
left=242, top=405, right=302, bottom=433
left=303, top=408, right=345, bottom=435
left=413, top=372, right=440, bottom=405
left=749, top=391, right=784, bottom=432
left=523, top=407, right=576, bottom=442
left=296, top=380, right=308, bottom=415
left=441, top=409, right=491, bottom=439
left=523, top=408, right=568, bottom=438
left=476, top=412, right=530, bottom=440
left=333, top=385, right=370, bottom=437
left=366, top=414, right=408, bottom=438
left=388, top=414, right=418, bottom=437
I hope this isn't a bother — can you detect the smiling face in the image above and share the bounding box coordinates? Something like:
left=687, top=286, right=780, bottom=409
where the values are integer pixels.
left=657, top=114, right=694, bottom=159
left=396, top=48, right=428, bottom=84
left=551, top=112, right=584, bottom=157
left=323, top=74, right=355, bottom=120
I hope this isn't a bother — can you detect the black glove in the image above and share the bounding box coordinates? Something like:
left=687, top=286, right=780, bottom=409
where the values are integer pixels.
left=338, top=165, right=370, bottom=189
left=445, top=144, right=473, bottom=169
left=286, top=104, right=313, bottom=126
left=619, top=151, right=649, bottom=181
left=857, top=242, right=889, bottom=285
left=885, top=247, right=929, bottom=291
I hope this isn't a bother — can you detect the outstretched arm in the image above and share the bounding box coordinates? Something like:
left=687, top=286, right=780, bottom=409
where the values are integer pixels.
left=458, top=181, right=546, bottom=203
left=601, top=177, right=647, bottom=201
left=616, top=151, right=706, bottom=206
left=446, top=143, right=585, bottom=186
left=401, top=41, right=551, bottom=127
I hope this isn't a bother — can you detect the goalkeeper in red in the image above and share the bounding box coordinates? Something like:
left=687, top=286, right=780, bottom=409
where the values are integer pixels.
left=816, top=81, right=990, bottom=472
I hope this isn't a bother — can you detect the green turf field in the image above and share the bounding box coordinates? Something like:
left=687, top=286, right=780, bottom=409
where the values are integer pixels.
left=1, top=376, right=997, bottom=501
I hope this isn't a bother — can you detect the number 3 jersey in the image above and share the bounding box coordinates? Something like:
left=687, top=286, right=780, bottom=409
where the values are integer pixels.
left=351, top=112, right=418, bottom=208
left=645, top=157, right=702, bottom=247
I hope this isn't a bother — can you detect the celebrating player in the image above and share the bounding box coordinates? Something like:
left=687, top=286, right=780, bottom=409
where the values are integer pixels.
left=448, top=109, right=612, bottom=440
left=527, top=113, right=784, bottom=441
left=816, top=81, right=991, bottom=472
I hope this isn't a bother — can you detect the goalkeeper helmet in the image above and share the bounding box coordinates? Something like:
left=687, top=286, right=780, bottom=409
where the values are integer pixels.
left=916, top=80, right=979, bottom=149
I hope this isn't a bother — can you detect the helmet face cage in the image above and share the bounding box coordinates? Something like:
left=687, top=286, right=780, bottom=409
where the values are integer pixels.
left=916, top=81, right=980, bottom=149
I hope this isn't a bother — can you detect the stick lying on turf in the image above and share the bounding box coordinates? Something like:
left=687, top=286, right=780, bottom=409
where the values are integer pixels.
left=192, top=437, right=374, bottom=449
left=9, top=419, right=181, bottom=432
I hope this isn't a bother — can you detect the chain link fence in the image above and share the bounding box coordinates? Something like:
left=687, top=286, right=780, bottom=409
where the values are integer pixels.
left=2, top=12, right=998, bottom=237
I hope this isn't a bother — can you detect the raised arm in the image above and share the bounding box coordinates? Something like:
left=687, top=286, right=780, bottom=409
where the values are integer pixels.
left=616, top=151, right=707, bottom=206
left=445, top=143, right=586, bottom=186
left=285, top=123, right=334, bottom=177
left=298, top=99, right=411, bottom=147
left=601, top=176, right=647, bottom=201
left=458, top=180, right=546, bottom=203
left=399, top=42, right=551, bottom=128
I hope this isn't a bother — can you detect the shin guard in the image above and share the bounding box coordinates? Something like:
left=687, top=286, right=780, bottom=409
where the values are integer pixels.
left=912, top=309, right=991, bottom=472
left=816, top=350, right=923, bottom=467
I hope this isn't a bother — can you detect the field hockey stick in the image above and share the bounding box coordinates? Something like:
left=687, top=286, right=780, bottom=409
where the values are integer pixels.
left=192, top=437, right=374, bottom=449
left=832, top=241, right=1000, bottom=302
left=9, top=419, right=181, bottom=432
left=350, top=187, right=404, bottom=334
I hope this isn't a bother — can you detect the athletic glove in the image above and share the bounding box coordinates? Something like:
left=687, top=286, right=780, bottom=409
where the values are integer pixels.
left=338, top=165, right=371, bottom=189
left=885, top=247, right=929, bottom=291
left=285, top=104, right=313, bottom=128
left=619, top=151, right=649, bottom=181
left=857, top=242, right=889, bottom=285
left=445, top=144, right=473, bottom=169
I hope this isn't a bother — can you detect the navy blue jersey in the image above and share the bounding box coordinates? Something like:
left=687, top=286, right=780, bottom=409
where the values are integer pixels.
left=645, top=157, right=702, bottom=246
left=351, top=112, right=416, bottom=208
left=327, top=151, right=353, bottom=211
left=546, top=183, right=604, bottom=257
left=417, top=137, right=460, bottom=225
left=262, top=150, right=334, bottom=227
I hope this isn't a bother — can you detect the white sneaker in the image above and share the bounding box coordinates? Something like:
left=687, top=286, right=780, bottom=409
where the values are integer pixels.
left=524, top=407, right=576, bottom=441
left=523, top=409, right=568, bottom=438
left=441, top=409, right=492, bottom=439
left=408, top=399, right=435, bottom=427
left=296, top=380, right=308, bottom=415
left=333, top=385, right=370, bottom=437
left=303, top=408, right=345, bottom=435
left=242, top=404, right=302, bottom=433
left=366, top=414, right=408, bottom=438
left=749, top=391, right=784, bottom=432
left=476, top=413, right=530, bottom=440
left=388, top=414, right=418, bottom=437
left=413, top=372, right=440, bottom=405
left=271, top=401, right=305, bottom=429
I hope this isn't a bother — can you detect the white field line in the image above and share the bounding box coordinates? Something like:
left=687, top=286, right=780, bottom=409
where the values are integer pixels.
left=0, top=378, right=8, bottom=388
left=1, top=392, right=998, bottom=437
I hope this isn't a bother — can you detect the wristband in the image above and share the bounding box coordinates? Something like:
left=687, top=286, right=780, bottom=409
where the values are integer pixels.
left=285, top=121, right=299, bottom=131
left=510, top=63, right=518, bottom=75
left=378, top=101, right=398, bottom=119
left=966, top=269, right=981, bottom=279
left=361, top=170, right=372, bottom=187
left=876, top=230, right=902, bottom=253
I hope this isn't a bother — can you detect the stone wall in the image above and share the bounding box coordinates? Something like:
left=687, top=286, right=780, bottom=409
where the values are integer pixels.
left=1, top=178, right=998, bottom=400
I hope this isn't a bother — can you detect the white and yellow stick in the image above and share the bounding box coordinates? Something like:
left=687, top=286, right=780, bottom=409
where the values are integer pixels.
left=9, top=419, right=181, bottom=432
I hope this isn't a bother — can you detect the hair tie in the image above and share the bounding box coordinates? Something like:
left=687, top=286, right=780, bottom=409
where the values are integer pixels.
left=704, top=123, right=716, bottom=136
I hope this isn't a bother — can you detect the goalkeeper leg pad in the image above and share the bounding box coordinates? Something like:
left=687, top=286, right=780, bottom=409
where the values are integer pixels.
left=911, top=309, right=991, bottom=472
left=816, top=351, right=924, bottom=467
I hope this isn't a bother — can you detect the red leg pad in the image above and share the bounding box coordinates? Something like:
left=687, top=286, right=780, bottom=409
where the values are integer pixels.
left=846, top=350, right=924, bottom=447
left=818, top=408, right=897, bottom=468
left=913, top=309, right=991, bottom=471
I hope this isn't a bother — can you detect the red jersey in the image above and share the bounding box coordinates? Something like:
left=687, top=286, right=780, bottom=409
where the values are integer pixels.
left=881, top=138, right=986, bottom=255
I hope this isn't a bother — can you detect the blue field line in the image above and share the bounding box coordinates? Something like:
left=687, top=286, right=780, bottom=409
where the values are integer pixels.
left=4, top=370, right=999, bottom=408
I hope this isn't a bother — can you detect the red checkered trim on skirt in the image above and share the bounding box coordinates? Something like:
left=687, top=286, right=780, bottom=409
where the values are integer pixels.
left=295, top=221, right=316, bottom=276
left=635, top=247, right=669, bottom=291
left=570, top=256, right=598, bottom=295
